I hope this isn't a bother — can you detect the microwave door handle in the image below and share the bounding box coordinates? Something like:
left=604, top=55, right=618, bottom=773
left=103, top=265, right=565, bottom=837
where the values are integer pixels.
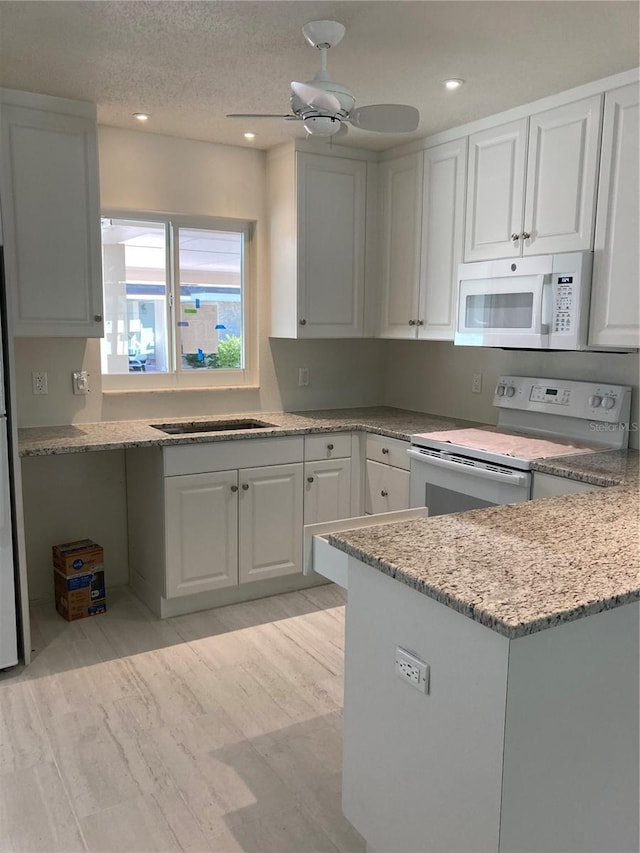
left=540, top=275, right=553, bottom=336
left=407, top=449, right=530, bottom=487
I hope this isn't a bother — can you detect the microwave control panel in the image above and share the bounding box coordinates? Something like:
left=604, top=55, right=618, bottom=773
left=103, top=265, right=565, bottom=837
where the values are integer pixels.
left=552, top=276, right=575, bottom=335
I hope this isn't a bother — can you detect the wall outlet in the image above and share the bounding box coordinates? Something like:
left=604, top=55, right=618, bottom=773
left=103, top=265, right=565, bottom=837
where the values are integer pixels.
left=32, top=371, right=48, bottom=395
left=472, top=372, right=483, bottom=394
left=298, top=367, right=309, bottom=387
left=72, top=371, right=90, bottom=395
left=395, top=647, right=430, bottom=694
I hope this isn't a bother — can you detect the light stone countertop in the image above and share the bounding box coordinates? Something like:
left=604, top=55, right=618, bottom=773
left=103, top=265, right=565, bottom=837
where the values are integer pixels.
left=328, top=450, right=639, bottom=639
left=17, top=407, right=474, bottom=456
left=18, top=408, right=639, bottom=640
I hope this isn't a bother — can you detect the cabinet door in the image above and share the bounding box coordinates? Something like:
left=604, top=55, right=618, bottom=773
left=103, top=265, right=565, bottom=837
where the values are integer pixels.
left=589, top=83, right=640, bottom=349
left=418, top=139, right=466, bottom=340
left=238, top=463, right=303, bottom=583
left=304, top=458, right=352, bottom=525
left=0, top=103, right=104, bottom=337
left=165, top=471, right=238, bottom=598
left=465, top=119, right=527, bottom=261
left=365, top=460, right=410, bottom=515
left=297, top=153, right=366, bottom=337
left=379, top=153, right=423, bottom=338
left=523, top=96, right=602, bottom=256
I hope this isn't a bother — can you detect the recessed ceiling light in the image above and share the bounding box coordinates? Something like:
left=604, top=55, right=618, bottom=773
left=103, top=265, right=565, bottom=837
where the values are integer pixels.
left=443, top=79, right=465, bottom=91
left=243, top=132, right=256, bottom=140
left=133, top=112, right=150, bottom=122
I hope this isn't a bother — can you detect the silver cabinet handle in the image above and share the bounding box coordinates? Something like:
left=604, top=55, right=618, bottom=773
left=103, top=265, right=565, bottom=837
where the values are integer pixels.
left=327, top=443, right=334, bottom=451
left=94, top=314, right=103, bottom=322
left=299, top=319, right=307, bottom=325
left=307, top=476, right=314, bottom=484
left=381, top=447, right=389, bottom=455
left=242, top=483, right=249, bottom=491
left=230, top=485, right=238, bottom=493
left=380, top=490, right=388, bottom=497
left=521, top=231, right=531, bottom=240
left=511, top=233, right=520, bottom=242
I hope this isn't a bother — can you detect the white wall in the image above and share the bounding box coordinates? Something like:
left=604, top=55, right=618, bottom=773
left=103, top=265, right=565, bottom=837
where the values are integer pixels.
left=383, top=341, right=640, bottom=449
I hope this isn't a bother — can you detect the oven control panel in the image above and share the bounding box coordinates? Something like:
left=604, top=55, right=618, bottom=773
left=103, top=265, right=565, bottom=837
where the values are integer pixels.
left=493, top=375, right=632, bottom=424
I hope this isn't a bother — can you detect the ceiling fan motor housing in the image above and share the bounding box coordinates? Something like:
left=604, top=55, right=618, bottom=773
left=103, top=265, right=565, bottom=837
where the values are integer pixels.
left=290, top=72, right=355, bottom=117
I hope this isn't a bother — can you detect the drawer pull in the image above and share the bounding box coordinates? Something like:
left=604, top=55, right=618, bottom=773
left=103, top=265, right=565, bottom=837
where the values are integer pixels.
left=307, top=476, right=315, bottom=484
left=299, top=318, right=307, bottom=325
left=380, top=490, right=388, bottom=497
left=242, top=483, right=249, bottom=491
left=381, top=447, right=389, bottom=455
left=327, top=443, right=334, bottom=451
left=94, top=314, right=103, bottom=322
left=230, top=485, right=238, bottom=493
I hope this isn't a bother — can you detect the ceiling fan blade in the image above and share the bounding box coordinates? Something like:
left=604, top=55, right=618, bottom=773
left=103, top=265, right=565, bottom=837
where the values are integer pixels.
left=291, top=81, right=341, bottom=113
left=226, top=113, right=301, bottom=120
left=347, top=104, right=420, bottom=133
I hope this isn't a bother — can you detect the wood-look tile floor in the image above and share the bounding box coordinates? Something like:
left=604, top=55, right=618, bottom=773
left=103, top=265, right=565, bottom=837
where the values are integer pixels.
left=0, top=584, right=365, bottom=853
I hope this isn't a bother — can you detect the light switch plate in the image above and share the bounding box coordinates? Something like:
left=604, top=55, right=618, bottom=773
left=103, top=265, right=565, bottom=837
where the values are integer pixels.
left=72, top=371, right=90, bottom=395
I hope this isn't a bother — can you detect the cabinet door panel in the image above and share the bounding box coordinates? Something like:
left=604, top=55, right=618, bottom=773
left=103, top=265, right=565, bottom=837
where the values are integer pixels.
left=239, top=463, right=303, bottom=583
left=304, top=458, right=352, bottom=525
left=365, top=460, right=410, bottom=515
left=165, top=471, right=238, bottom=597
left=589, top=83, right=640, bottom=348
left=419, top=139, right=466, bottom=340
left=0, top=104, right=103, bottom=336
left=297, top=154, right=366, bottom=337
left=524, top=96, right=601, bottom=255
left=465, top=119, right=527, bottom=261
left=379, top=153, right=423, bottom=338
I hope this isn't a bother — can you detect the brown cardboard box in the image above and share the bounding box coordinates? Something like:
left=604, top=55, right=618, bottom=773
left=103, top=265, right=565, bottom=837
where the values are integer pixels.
left=53, top=568, right=106, bottom=622
left=52, top=539, right=104, bottom=576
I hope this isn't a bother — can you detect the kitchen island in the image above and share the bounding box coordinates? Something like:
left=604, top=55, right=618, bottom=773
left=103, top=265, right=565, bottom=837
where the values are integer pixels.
left=326, top=450, right=639, bottom=853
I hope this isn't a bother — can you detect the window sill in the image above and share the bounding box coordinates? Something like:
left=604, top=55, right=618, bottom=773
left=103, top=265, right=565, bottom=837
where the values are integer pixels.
left=102, top=385, right=261, bottom=396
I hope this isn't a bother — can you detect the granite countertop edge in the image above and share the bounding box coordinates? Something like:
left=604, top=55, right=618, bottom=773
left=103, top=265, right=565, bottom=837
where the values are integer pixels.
left=326, top=534, right=640, bottom=640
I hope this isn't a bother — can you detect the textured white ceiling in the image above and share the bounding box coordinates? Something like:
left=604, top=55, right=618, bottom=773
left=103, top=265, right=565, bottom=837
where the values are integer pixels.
left=0, top=1, right=638, bottom=152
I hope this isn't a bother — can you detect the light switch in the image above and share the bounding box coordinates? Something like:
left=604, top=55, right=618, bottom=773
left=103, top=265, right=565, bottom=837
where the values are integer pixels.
left=72, top=371, right=90, bottom=395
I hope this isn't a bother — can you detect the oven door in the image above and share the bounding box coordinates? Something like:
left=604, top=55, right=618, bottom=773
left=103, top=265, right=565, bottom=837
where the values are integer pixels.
left=407, top=448, right=531, bottom=516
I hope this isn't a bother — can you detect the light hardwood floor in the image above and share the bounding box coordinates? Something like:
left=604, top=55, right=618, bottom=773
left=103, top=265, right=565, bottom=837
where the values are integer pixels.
left=0, top=584, right=364, bottom=853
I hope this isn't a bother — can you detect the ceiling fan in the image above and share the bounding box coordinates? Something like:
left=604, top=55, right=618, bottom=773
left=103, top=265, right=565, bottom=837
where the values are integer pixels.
left=227, top=20, right=420, bottom=137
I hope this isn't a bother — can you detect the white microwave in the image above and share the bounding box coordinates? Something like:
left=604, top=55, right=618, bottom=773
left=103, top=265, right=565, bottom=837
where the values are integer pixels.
left=454, top=252, right=592, bottom=349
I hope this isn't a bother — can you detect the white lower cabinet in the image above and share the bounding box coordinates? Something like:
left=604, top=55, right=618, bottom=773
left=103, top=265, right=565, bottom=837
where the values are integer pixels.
left=238, top=463, right=303, bottom=584
left=165, top=470, right=238, bottom=597
left=304, top=457, right=352, bottom=525
left=365, top=434, right=410, bottom=514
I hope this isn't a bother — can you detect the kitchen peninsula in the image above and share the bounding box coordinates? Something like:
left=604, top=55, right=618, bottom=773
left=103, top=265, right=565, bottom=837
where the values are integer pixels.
left=326, top=450, right=639, bottom=853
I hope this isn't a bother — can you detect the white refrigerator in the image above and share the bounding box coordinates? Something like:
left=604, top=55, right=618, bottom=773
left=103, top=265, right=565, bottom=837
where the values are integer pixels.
left=0, top=251, right=18, bottom=669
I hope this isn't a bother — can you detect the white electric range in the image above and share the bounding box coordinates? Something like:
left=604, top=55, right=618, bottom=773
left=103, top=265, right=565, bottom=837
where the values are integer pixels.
left=408, top=375, right=632, bottom=515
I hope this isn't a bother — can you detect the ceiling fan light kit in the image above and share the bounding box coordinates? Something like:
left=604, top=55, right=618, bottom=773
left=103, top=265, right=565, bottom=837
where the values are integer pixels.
left=226, top=21, right=420, bottom=138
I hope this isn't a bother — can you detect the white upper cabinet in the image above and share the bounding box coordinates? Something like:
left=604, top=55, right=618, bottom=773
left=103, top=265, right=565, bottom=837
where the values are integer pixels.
left=417, top=139, right=467, bottom=340
left=465, top=97, right=602, bottom=261
left=379, top=142, right=466, bottom=341
left=589, top=82, right=640, bottom=349
left=378, top=153, right=424, bottom=338
left=269, top=146, right=367, bottom=338
left=0, top=90, right=104, bottom=337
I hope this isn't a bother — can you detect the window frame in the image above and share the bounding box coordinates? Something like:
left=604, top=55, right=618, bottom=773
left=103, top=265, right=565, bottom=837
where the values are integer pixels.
left=100, top=209, right=256, bottom=391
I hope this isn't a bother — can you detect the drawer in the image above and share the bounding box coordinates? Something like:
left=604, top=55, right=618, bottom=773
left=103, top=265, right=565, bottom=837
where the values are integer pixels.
left=164, top=436, right=304, bottom=476
left=304, top=507, right=429, bottom=588
left=365, top=433, right=410, bottom=470
left=304, top=432, right=352, bottom=461
left=365, top=459, right=410, bottom=514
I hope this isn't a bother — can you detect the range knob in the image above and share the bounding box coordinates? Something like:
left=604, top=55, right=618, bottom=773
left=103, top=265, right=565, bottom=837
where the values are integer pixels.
left=496, top=385, right=505, bottom=397
left=588, top=395, right=602, bottom=408
left=505, top=386, right=516, bottom=398
left=602, top=396, right=616, bottom=410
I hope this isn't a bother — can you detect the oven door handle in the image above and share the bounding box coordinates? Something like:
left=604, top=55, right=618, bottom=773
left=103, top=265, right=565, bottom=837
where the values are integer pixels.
left=407, top=448, right=530, bottom=486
